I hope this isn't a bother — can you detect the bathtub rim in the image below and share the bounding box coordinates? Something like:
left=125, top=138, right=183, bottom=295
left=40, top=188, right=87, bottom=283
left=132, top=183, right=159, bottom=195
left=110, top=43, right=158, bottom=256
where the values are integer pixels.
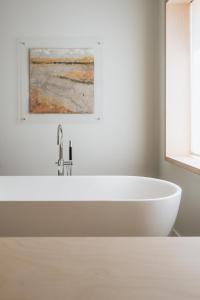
left=0, top=175, right=182, bottom=202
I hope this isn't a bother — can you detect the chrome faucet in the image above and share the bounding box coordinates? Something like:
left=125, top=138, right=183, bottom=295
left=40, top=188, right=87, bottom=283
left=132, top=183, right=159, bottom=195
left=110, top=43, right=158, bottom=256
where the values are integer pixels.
left=57, top=124, right=63, bottom=160
left=56, top=124, right=73, bottom=176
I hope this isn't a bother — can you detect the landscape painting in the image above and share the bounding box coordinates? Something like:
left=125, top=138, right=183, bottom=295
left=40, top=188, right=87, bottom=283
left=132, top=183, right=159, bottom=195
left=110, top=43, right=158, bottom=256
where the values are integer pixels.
left=29, top=48, right=94, bottom=114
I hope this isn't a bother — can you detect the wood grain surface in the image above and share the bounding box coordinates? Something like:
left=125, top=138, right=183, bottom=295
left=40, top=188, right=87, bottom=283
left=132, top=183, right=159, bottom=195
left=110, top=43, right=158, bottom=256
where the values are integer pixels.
left=0, top=237, right=200, bottom=299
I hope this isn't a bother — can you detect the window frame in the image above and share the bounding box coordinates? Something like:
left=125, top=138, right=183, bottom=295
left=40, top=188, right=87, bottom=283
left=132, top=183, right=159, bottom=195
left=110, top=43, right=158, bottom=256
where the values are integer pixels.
left=165, top=0, right=200, bottom=175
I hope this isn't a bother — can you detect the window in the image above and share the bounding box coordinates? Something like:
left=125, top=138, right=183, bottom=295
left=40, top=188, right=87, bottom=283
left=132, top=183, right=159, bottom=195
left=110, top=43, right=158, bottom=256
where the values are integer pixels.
left=166, top=0, right=200, bottom=174
left=191, top=0, right=200, bottom=155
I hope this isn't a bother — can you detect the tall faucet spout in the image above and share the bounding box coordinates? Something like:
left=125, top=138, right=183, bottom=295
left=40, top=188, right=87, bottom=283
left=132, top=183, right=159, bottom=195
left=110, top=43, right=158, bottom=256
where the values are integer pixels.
left=57, top=124, right=63, bottom=161
left=56, top=124, right=73, bottom=176
left=57, top=124, right=63, bottom=146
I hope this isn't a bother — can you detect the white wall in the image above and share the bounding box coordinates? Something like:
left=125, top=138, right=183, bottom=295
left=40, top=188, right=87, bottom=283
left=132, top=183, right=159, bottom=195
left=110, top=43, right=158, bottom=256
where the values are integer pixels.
left=159, top=0, right=200, bottom=236
left=0, top=0, right=159, bottom=176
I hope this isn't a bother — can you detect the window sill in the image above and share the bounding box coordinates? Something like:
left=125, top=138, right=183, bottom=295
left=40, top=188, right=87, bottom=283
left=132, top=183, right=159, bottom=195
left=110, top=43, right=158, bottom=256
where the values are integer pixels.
left=165, top=155, right=200, bottom=175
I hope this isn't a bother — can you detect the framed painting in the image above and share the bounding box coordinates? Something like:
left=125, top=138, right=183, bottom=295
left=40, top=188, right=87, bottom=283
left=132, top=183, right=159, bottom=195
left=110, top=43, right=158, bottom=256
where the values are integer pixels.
left=17, top=37, right=102, bottom=122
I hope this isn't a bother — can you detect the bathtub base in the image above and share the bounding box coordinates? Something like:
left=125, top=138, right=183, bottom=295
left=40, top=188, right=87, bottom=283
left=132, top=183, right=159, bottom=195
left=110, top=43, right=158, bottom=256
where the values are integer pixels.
left=0, top=201, right=179, bottom=236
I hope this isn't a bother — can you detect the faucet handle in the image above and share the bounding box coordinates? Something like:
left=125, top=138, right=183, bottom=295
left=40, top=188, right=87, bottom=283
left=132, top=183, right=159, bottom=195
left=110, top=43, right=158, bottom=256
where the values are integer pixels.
left=69, top=140, right=72, bottom=161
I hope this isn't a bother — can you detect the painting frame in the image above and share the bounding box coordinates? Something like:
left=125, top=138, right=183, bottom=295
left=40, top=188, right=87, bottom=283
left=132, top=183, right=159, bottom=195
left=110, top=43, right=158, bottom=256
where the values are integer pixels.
left=17, top=37, right=102, bottom=122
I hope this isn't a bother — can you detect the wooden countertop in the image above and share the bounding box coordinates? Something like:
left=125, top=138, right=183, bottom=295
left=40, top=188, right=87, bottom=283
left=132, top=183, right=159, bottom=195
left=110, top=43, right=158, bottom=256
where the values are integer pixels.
left=0, top=238, right=200, bottom=299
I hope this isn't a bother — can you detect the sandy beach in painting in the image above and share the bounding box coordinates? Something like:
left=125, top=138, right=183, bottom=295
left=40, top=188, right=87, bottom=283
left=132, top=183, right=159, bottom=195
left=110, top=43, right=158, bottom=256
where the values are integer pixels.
left=29, top=48, right=94, bottom=114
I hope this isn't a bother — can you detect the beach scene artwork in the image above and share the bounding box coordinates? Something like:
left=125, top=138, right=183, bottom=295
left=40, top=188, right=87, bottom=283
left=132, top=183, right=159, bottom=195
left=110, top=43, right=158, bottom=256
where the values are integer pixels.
left=29, top=48, right=94, bottom=114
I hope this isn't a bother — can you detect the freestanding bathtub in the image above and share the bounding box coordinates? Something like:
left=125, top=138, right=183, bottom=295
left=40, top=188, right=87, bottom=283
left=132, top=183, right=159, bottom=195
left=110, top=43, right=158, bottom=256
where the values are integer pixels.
left=0, top=176, right=181, bottom=236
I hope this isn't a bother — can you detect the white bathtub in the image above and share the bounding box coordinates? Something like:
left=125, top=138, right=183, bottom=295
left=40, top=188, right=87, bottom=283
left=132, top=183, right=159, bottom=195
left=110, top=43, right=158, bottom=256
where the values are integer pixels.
left=0, top=176, right=181, bottom=236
